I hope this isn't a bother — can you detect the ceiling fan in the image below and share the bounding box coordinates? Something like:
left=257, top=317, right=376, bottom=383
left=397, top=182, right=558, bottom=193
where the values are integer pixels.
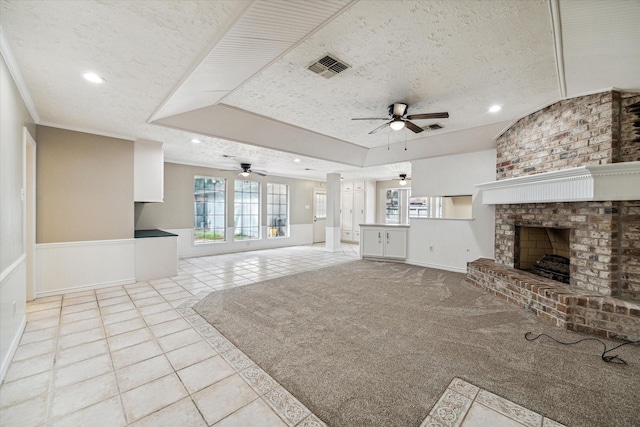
left=352, top=103, right=449, bottom=134
left=223, top=163, right=267, bottom=177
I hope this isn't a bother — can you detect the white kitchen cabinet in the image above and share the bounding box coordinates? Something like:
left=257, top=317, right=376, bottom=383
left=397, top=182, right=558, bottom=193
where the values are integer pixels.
left=342, top=191, right=354, bottom=231
left=134, top=139, right=164, bottom=202
left=134, top=229, right=177, bottom=280
left=341, top=180, right=374, bottom=242
left=360, top=225, right=408, bottom=260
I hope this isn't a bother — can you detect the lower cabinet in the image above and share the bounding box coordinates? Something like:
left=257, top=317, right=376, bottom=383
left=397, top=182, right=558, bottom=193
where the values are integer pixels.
left=360, top=226, right=408, bottom=260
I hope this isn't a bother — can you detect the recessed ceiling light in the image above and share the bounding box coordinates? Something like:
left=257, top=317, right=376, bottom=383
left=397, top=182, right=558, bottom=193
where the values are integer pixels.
left=83, top=72, right=105, bottom=84
left=191, top=138, right=202, bottom=144
left=294, top=158, right=301, bottom=163
left=489, top=105, right=502, bottom=113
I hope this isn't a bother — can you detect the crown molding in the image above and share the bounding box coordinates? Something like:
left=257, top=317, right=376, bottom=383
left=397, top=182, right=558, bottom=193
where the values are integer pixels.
left=0, top=26, right=41, bottom=123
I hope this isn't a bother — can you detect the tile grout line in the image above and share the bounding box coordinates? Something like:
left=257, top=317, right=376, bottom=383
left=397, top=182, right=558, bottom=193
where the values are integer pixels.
left=43, top=294, right=64, bottom=424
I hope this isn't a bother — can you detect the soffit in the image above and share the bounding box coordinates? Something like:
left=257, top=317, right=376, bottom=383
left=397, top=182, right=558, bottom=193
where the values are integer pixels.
left=152, top=0, right=354, bottom=121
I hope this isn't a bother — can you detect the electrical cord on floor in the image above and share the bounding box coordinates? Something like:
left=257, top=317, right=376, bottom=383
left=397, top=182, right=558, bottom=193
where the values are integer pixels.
left=524, top=332, right=640, bottom=365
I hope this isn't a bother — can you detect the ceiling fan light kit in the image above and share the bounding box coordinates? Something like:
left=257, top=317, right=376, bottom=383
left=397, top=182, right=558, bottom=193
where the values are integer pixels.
left=352, top=102, right=449, bottom=135
left=389, top=119, right=406, bottom=131
left=399, top=173, right=408, bottom=186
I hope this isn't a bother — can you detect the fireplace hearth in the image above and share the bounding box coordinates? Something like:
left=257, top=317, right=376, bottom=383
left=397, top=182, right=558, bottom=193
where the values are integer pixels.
left=467, top=90, right=640, bottom=340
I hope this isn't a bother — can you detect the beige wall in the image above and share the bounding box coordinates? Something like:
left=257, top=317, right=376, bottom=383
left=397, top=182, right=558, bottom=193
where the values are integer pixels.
left=36, top=126, right=134, bottom=243
left=135, top=162, right=321, bottom=230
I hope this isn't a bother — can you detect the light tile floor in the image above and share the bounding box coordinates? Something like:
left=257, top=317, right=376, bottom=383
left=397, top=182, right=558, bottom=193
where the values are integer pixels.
left=1, top=243, right=563, bottom=427
left=422, top=378, right=565, bottom=427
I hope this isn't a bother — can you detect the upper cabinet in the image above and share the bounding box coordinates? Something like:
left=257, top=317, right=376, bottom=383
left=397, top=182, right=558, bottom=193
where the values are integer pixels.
left=341, top=180, right=375, bottom=242
left=134, top=139, right=164, bottom=202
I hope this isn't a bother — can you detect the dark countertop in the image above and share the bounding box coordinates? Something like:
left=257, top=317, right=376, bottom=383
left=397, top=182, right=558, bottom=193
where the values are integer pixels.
left=134, top=229, right=178, bottom=238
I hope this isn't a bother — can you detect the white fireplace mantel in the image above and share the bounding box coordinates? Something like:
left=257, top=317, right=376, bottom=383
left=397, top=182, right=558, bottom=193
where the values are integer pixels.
left=476, top=161, right=640, bottom=205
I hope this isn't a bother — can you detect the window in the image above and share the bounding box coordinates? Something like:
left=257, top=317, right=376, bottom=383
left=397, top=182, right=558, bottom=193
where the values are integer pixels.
left=234, top=180, right=260, bottom=240
left=267, top=183, right=289, bottom=237
left=194, top=176, right=226, bottom=243
left=385, top=189, right=401, bottom=224
left=315, top=191, right=327, bottom=220
left=409, top=196, right=443, bottom=218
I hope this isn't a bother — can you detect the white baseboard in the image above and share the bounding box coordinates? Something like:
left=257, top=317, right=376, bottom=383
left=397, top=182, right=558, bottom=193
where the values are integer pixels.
left=0, top=314, right=25, bottom=383
left=405, top=259, right=467, bottom=274
left=0, top=256, right=27, bottom=384
left=36, top=239, right=136, bottom=296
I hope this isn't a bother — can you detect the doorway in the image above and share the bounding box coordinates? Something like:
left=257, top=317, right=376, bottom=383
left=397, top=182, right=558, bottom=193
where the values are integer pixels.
left=313, top=188, right=326, bottom=243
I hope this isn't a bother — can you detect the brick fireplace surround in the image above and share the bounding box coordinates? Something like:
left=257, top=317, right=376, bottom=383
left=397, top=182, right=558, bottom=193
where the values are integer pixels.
left=467, top=91, right=640, bottom=340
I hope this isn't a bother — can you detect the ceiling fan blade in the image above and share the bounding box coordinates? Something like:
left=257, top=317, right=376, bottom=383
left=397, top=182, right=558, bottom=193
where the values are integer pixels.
left=369, top=122, right=391, bottom=134
left=351, top=117, right=389, bottom=121
left=406, top=112, right=449, bottom=120
left=404, top=121, right=424, bottom=133
left=253, top=171, right=267, bottom=177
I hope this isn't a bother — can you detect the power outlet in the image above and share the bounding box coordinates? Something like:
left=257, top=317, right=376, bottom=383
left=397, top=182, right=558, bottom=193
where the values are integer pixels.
left=12, top=301, right=17, bottom=317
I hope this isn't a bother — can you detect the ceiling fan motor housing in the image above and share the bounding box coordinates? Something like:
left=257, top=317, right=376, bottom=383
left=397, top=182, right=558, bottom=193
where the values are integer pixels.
left=388, top=103, right=408, bottom=117
left=240, top=163, right=251, bottom=171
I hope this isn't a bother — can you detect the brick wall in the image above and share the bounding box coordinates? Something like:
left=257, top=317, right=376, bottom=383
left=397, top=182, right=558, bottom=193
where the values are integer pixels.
left=620, top=94, right=640, bottom=162
left=496, top=91, right=617, bottom=180
left=621, top=201, right=640, bottom=300
left=495, top=202, right=619, bottom=296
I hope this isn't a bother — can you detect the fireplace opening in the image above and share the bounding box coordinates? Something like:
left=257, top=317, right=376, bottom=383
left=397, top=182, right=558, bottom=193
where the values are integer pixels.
left=515, top=226, right=571, bottom=284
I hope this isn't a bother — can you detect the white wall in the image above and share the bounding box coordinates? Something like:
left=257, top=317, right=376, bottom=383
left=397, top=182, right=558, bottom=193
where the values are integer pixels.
left=170, top=224, right=313, bottom=259
left=0, top=51, right=35, bottom=381
left=407, top=149, right=496, bottom=273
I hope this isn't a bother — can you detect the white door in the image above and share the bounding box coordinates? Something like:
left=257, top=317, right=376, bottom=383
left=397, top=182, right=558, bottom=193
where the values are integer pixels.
left=384, top=229, right=407, bottom=259
left=313, top=189, right=327, bottom=243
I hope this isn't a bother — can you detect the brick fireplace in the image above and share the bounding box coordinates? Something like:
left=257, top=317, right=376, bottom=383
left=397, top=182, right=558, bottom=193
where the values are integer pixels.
left=467, top=90, right=640, bottom=340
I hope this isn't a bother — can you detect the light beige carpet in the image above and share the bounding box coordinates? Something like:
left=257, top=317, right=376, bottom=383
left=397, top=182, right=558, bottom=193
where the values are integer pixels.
left=193, top=260, right=639, bottom=427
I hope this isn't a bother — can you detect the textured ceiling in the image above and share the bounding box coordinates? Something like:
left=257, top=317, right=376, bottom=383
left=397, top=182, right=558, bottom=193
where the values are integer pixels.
left=1, top=0, right=639, bottom=181
left=223, top=0, right=558, bottom=149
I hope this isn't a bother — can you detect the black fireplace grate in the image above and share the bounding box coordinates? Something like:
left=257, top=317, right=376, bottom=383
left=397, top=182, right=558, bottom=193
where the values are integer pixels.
left=532, top=254, right=570, bottom=284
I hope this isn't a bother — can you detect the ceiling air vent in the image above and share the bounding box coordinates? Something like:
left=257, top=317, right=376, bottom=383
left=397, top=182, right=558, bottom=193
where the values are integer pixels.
left=307, top=54, right=350, bottom=79
left=427, top=123, right=443, bottom=131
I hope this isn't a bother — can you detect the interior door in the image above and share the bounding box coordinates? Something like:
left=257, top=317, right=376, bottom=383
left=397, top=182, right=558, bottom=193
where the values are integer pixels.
left=313, top=188, right=327, bottom=243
